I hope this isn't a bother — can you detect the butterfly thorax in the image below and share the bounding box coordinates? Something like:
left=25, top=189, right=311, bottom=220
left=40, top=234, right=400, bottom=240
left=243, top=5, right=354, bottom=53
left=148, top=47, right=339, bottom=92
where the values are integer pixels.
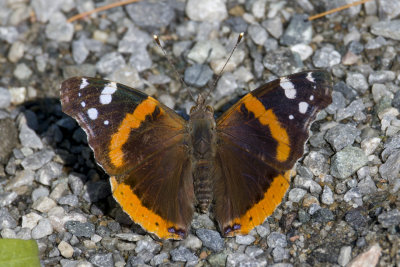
left=189, top=98, right=216, bottom=213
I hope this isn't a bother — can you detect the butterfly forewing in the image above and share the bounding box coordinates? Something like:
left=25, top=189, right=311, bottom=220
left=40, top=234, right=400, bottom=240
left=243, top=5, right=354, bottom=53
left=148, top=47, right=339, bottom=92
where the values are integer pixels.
left=61, top=77, right=194, bottom=239
left=214, top=70, right=332, bottom=236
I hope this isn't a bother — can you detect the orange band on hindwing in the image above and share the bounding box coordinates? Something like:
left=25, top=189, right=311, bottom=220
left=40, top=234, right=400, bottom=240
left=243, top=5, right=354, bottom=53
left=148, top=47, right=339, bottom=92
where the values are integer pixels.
left=110, top=176, right=184, bottom=239
left=108, top=97, right=162, bottom=167
left=243, top=94, right=290, bottom=162
left=224, top=170, right=291, bottom=236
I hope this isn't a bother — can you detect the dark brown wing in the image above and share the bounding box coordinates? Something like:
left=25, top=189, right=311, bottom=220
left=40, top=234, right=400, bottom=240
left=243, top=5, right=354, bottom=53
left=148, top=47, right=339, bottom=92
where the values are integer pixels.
left=214, top=70, right=332, bottom=236
left=61, top=77, right=194, bottom=239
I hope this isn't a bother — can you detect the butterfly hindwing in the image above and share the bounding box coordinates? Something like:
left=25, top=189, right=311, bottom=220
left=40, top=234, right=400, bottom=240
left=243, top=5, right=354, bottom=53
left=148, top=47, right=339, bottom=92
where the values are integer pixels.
left=214, top=70, right=332, bottom=236
left=61, top=77, right=194, bottom=239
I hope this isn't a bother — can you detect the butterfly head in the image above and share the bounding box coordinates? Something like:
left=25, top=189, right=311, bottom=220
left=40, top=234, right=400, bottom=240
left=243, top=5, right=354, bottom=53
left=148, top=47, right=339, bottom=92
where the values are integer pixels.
left=189, top=94, right=214, bottom=121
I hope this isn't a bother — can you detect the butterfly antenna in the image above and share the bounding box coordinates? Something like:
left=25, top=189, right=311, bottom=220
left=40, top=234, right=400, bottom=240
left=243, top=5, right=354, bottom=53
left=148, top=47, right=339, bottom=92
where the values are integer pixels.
left=153, top=35, right=196, bottom=101
left=205, top=32, right=244, bottom=101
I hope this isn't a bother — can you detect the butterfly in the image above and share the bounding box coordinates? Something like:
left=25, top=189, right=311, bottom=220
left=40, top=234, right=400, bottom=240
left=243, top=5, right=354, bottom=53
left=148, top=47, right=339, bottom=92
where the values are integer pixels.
left=60, top=70, right=332, bottom=239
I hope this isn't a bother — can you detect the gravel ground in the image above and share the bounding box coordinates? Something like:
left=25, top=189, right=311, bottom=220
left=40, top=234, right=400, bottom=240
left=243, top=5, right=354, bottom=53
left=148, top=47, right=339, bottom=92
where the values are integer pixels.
left=0, top=0, right=400, bottom=266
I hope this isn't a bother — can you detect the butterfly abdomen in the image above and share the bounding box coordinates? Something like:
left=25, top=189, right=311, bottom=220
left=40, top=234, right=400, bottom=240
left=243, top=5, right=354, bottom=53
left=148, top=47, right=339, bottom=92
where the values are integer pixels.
left=189, top=108, right=217, bottom=213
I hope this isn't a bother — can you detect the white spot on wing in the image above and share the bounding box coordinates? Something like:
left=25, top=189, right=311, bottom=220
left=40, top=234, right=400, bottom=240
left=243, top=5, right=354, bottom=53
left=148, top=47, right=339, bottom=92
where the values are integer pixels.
left=80, top=78, right=89, bottom=89
left=81, top=101, right=86, bottom=107
left=87, top=108, right=98, bottom=120
left=78, top=92, right=81, bottom=97
left=100, top=95, right=112, bottom=104
left=289, top=115, right=294, bottom=120
left=306, top=72, right=315, bottom=83
left=280, top=77, right=296, bottom=99
left=100, top=82, right=117, bottom=105
left=104, top=120, right=109, bottom=125
left=299, top=102, right=309, bottom=114
left=309, top=95, right=314, bottom=101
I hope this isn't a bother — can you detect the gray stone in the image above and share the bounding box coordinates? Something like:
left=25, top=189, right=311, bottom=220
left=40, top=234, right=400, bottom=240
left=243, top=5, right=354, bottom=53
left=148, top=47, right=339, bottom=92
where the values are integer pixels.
left=280, top=14, right=312, bottom=45
left=126, top=1, right=175, bottom=28
left=196, top=229, right=224, bottom=252
left=65, top=221, right=95, bottom=238
left=290, top=43, right=313, bottom=61
left=0, top=192, right=18, bottom=207
left=215, top=72, right=237, bottom=99
left=150, top=252, right=168, bottom=266
left=325, top=124, right=361, bottom=151
left=235, top=234, right=256, bottom=245
left=245, top=246, right=264, bottom=257
left=31, top=0, right=63, bottom=22
left=187, top=40, right=226, bottom=64
left=170, top=246, right=198, bottom=263
left=226, top=252, right=267, bottom=267
left=135, top=238, right=161, bottom=254
left=58, top=241, right=74, bottom=258
left=8, top=41, right=24, bottom=63
left=312, top=46, right=341, bottom=68
left=31, top=218, right=53, bottom=239
left=14, top=63, right=32, bottom=80
left=334, top=81, right=358, bottom=100
left=72, top=39, right=89, bottom=64
left=321, top=186, right=334, bottom=205
left=303, top=151, right=329, bottom=176
left=96, top=52, right=125, bottom=74
left=108, top=65, right=144, bottom=89
left=16, top=228, right=32, bottom=240
left=45, top=13, right=74, bottom=42
left=272, top=246, right=290, bottom=262
left=184, top=64, right=213, bottom=88
left=182, top=234, right=202, bottom=251
left=58, top=195, right=79, bottom=207
left=128, top=46, right=152, bottom=72
left=371, top=20, right=400, bottom=41
left=263, top=17, right=283, bottom=39
left=248, top=24, right=268, bottom=46
left=336, top=99, right=365, bottom=121
left=32, top=196, right=57, bottom=213
left=378, top=209, right=400, bottom=228
left=326, top=90, right=347, bottom=114
left=358, top=176, right=377, bottom=195
left=346, top=72, right=369, bottom=93
left=21, top=150, right=55, bottom=170
left=0, top=26, right=19, bottom=43
left=267, top=232, right=287, bottom=248
left=379, top=150, right=400, bottom=182
left=263, top=48, right=303, bottom=77
left=0, top=208, right=17, bottom=230
left=288, top=188, right=307, bottom=203
left=344, top=188, right=362, bottom=204
left=338, top=246, right=352, bottom=266
left=19, top=124, right=42, bottom=150
left=368, top=70, right=396, bottom=84
left=331, top=146, right=368, bottom=179
left=118, top=26, right=152, bottom=54
left=6, top=170, right=35, bottom=190
left=36, top=162, right=62, bottom=185
left=31, top=187, right=49, bottom=202
left=89, top=253, right=114, bottom=267
left=0, top=88, right=11, bottom=109
left=311, top=208, right=335, bottom=223
left=378, top=0, right=400, bottom=19
left=186, top=0, right=227, bottom=22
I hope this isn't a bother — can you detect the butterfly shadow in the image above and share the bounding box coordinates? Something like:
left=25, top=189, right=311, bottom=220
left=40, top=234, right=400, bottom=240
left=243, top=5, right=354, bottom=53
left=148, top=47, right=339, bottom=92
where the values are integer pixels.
left=19, top=97, right=138, bottom=228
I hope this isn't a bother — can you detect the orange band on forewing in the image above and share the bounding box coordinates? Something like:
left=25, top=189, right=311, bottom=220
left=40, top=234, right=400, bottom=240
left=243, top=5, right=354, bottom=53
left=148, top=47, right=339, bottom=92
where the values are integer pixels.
left=225, top=170, right=292, bottom=236
left=109, top=97, right=162, bottom=167
left=243, top=95, right=290, bottom=162
left=110, top=176, right=183, bottom=239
